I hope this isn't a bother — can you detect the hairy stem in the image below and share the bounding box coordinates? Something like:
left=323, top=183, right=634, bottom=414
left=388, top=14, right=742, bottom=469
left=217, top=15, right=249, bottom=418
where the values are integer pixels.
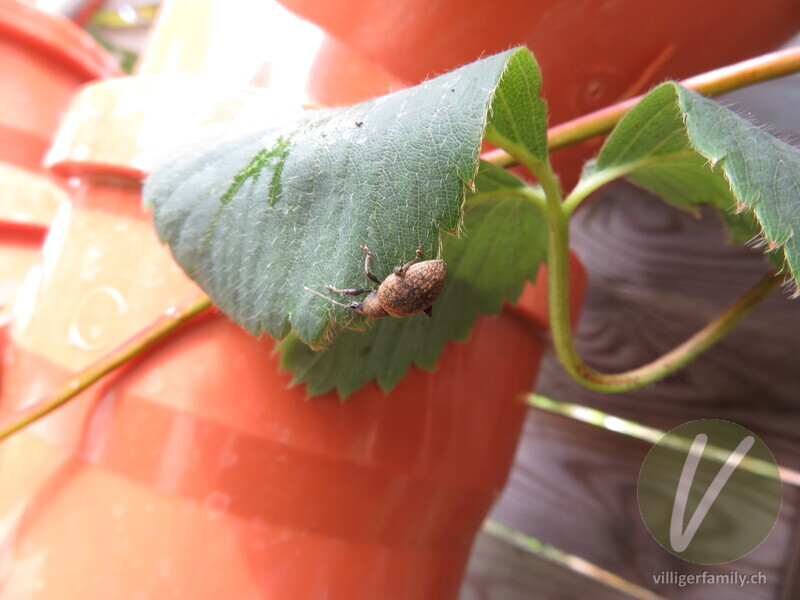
left=561, top=150, right=697, bottom=215
left=467, top=186, right=546, bottom=212
left=491, top=136, right=782, bottom=393
left=0, top=293, right=212, bottom=443
left=548, top=217, right=781, bottom=393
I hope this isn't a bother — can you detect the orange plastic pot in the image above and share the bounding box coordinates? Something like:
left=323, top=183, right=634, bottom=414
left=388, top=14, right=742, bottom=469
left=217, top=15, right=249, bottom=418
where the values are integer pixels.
left=0, top=165, right=68, bottom=322
left=0, top=74, right=586, bottom=598
left=287, top=0, right=800, bottom=118
left=288, top=0, right=800, bottom=186
left=306, top=35, right=408, bottom=108
left=0, top=0, right=121, bottom=171
left=0, top=1, right=120, bottom=324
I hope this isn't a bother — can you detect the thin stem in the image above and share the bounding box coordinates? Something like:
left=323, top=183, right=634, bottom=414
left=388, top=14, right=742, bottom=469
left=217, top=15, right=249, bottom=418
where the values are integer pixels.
left=486, top=117, right=781, bottom=393
left=0, top=292, right=213, bottom=443
left=484, top=520, right=666, bottom=600
left=527, top=394, right=800, bottom=485
left=467, top=186, right=547, bottom=212
left=482, top=47, right=792, bottom=393
left=548, top=213, right=783, bottom=393
left=531, top=118, right=783, bottom=392
left=484, top=46, right=800, bottom=167
left=483, top=127, right=562, bottom=203
left=525, top=114, right=783, bottom=392
left=562, top=150, right=696, bottom=215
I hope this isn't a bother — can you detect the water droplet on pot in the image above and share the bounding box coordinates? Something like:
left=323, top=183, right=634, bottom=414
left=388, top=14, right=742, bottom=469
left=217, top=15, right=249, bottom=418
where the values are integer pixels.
left=157, top=557, right=173, bottom=580
left=81, top=248, right=103, bottom=281
left=68, top=285, right=128, bottom=351
left=142, top=275, right=166, bottom=289
left=202, top=491, right=231, bottom=519
left=220, top=450, right=239, bottom=468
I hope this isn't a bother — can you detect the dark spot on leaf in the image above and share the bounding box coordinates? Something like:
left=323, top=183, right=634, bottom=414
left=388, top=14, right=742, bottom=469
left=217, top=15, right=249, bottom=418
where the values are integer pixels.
left=355, top=121, right=364, bottom=127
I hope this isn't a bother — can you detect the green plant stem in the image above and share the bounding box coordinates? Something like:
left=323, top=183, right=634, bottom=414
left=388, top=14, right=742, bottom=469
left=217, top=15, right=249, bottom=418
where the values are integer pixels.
left=503, top=142, right=782, bottom=393
left=484, top=520, right=666, bottom=600
left=527, top=394, right=800, bottom=485
left=547, top=201, right=781, bottom=392
left=484, top=45, right=800, bottom=167
left=562, top=150, right=696, bottom=215
left=468, top=186, right=546, bottom=212
left=0, top=293, right=212, bottom=443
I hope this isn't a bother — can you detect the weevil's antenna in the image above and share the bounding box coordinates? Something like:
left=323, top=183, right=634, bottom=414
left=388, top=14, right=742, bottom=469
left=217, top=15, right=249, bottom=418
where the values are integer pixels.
left=304, top=287, right=352, bottom=309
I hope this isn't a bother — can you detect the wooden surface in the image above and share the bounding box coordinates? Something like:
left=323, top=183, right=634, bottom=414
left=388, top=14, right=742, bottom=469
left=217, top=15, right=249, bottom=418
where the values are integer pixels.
left=462, top=525, right=663, bottom=600
left=461, top=68, right=800, bottom=599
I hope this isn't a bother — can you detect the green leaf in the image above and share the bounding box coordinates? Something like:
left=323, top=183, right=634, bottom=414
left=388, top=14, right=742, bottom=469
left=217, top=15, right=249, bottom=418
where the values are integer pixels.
left=280, top=161, right=545, bottom=396
left=144, top=47, right=545, bottom=348
left=483, top=49, right=548, bottom=166
left=144, top=48, right=549, bottom=396
left=588, top=82, right=800, bottom=285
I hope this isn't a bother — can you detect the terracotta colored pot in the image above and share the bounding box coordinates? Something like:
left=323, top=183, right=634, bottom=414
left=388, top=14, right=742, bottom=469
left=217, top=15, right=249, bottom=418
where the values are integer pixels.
left=0, top=3, right=587, bottom=595
left=0, top=64, right=585, bottom=598
left=287, top=0, right=800, bottom=186
left=286, top=0, right=800, bottom=118
left=306, top=34, right=408, bottom=107
left=0, top=1, right=120, bottom=322
left=0, top=164, right=67, bottom=336
left=0, top=0, right=121, bottom=171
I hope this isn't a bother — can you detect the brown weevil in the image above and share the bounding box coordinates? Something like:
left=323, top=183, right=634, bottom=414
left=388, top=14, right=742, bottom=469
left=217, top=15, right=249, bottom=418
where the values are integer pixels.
left=305, top=245, right=446, bottom=319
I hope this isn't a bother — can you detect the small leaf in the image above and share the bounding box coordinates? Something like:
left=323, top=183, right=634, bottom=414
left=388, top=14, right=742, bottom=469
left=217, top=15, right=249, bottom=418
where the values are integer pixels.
left=484, top=49, right=548, bottom=165
left=144, top=47, right=545, bottom=349
left=589, top=82, right=800, bottom=285
left=280, top=162, right=545, bottom=397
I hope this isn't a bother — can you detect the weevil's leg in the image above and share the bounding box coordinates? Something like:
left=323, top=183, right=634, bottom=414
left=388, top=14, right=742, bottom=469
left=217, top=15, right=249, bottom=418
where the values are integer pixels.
left=305, top=288, right=365, bottom=315
left=394, top=247, right=423, bottom=277
left=304, top=287, right=353, bottom=308
left=360, top=245, right=381, bottom=284
left=424, top=305, right=433, bottom=318
left=326, top=285, right=372, bottom=296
